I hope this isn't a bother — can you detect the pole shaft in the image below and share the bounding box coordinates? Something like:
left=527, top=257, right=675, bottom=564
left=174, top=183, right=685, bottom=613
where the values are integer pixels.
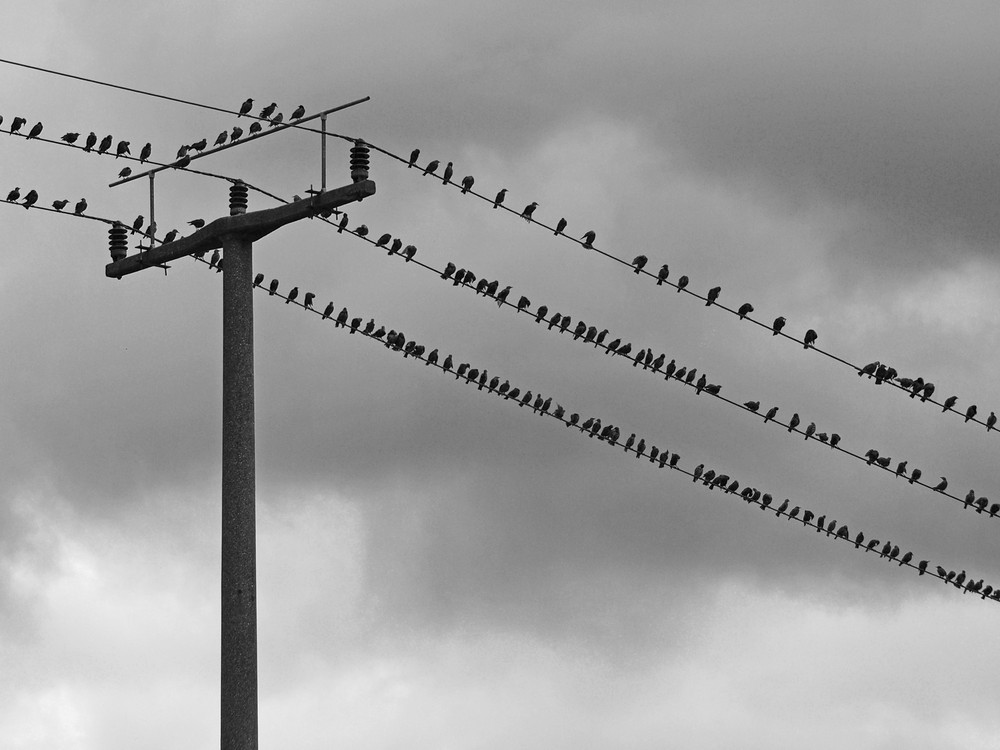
left=221, top=234, right=257, bottom=750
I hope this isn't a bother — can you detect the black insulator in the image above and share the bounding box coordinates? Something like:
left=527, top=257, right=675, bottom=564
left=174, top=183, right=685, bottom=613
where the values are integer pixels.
left=229, top=181, right=249, bottom=215
left=350, top=140, right=370, bottom=183
left=109, top=222, right=129, bottom=261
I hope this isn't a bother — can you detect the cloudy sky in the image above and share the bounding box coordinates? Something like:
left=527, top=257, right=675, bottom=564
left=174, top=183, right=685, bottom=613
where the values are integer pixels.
left=3, top=2, right=1000, bottom=748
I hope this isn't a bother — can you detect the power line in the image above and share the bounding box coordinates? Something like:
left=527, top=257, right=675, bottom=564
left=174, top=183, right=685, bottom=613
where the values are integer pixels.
left=326, top=215, right=1000, bottom=524
left=223, top=257, right=1000, bottom=605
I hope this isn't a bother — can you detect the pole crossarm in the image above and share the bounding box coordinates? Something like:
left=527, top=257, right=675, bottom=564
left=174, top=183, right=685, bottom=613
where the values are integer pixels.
left=105, top=179, right=375, bottom=278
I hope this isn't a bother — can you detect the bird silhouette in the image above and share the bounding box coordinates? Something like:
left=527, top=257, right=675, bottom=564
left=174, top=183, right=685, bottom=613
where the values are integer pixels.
left=581, top=230, right=596, bottom=248
left=239, top=98, right=254, bottom=117
left=118, top=167, right=132, bottom=179
left=461, top=175, right=474, bottom=194
left=376, top=233, right=392, bottom=249
left=209, top=249, right=220, bottom=268
left=737, top=303, right=754, bottom=319
left=291, top=104, right=306, bottom=120
left=61, top=132, right=80, bottom=144
left=284, top=287, right=299, bottom=305
left=496, top=286, right=511, bottom=307
left=21, top=190, right=37, bottom=209
left=555, top=217, right=567, bottom=235
left=422, top=159, right=439, bottom=176
left=908, top=468, right=922, bottom=485
left=253, top=273, right=264, bottom=287
left=9, top=117, right=25, bottom=134
left=521, top=202, right=538, bottom=221
left=74, top=198, right=87, bottom=215
left=764, top=406, right=778, bottom=423
left=676, top=275, right=688, bottom=292
left=439, top=162, right=453, bottom=185
left=987, top=412, right=997, bottom=431
left=803, top=329, right=817, bottom=349
left=493, top=188, right=507, bottom=208
left=5, top=187, right=20, bottom=202
left=249, top=121, right=262, bottom=135
left=231, top=126, right=244, bottom=142
left=174, top=154, right=191, bottom=169
left=389, top=239, right=403, bottom=256
left=355, top=224, right=369, bottom=237
left=656, top=264, right=669, bottom=285
left=919, top=382, right=935, bottom=402
left=26, top=122, right=43, bottom=140
left=804, top=422, right=816, bottom=440
left=408, top=148, right=420, bottom=168
left=51, top=199, right=68, bottom=211
left=115, top=140, right=130, bottom=158
left=772, top=317, right=786, bottom=335
left=706, top=286, right=721, bottom=306
left=965, top=405, right=978, bottom=422
left=98, top=135, right=113, bottom=154
left=787, top=413, right=800, bottom=433
left=84, top=132, right=97, bottom=152
left=933, top=477, right=948, bottom=492
left=517, top=295, right=531, bottom=313
left=131, top=215, right=144, bottom=234
left=632, top=255, right=648, bottom=274
left=403, top=245, right=417, bottom=261
left=895, top=461, right=908, bottom=478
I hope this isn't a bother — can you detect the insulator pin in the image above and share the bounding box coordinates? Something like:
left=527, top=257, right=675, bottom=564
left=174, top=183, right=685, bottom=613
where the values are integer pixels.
left=109, top=222, right=129, bottom=261
left=350, top=140, right=370, bottom=183
left=229, top=181, right=249, bottom=215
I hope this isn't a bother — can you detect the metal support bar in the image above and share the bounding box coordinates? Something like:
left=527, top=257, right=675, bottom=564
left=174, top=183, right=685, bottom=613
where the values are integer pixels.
left=321, top=113, right=328, bottom=191
left=221, top=233, right=257, bottom=750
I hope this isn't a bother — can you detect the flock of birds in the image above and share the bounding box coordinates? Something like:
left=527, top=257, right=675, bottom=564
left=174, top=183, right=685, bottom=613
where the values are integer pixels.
left=236, top=263, right=1000, bottom=603
left=393, top=145, right=1000, bottom=434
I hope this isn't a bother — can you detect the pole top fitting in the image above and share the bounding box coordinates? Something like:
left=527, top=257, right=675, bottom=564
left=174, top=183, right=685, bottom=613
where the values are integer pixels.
left=229, top=181, right=249, bottom=216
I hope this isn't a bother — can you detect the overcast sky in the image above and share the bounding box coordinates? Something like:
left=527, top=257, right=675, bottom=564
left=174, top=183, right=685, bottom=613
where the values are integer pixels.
left=2, top=2, right=1000, bottom=748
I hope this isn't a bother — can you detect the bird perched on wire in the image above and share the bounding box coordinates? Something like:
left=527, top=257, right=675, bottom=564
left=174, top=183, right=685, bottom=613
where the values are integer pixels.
left=174, top=153, right=191, bottom=169
left=772, top=317, right=786, bottom=335
left=269, top=112, right=284, bottom=127
left=803, top=329, right=818, bottom=349
left=581, top=230, right=596, bottom=248
left=26, top=122, right=43, bottom=140
left=213, top=131, right=227, bottom=147
left=737, top=302, right=754, bottom=319
left=267, top=279, right=279, bottom=296
left=286, top=287, right=298, bottom=304
left=787, top=413, right=800, bottom=433
left=96, top=134, right=113, bottom=154
left=290, top=104, right=306, bottom=120
left=131, top=215, right=144, bottom=234
left=517, top=295, right=531, bottom=313
left=61, top=132, right=80, bottom=144
left=965, top=404, right=978, bottom=422
left=9, top=117, right=26, bottom=134
left=249, top=121, right=262, bottom=135
left=51, top=199, right=68, bottom=211
left=5, top=187, right=20, bottom=202
left=355, top=224, right=369, bottom=237
left=495, top=286, right=511, bottom=307
left=115, top=140, right=131, bottom=158
left=422, top=159, right=439, bottom=177
left=441, top=162, right=453, bottom=184
left=231, top=126, right=244, bottom=142
left=676, top=275, right=688, bottom=293
left=408, top=148, right=420, bottom=168
left=253, top=273, right=265, bottom=288
left=83, top=132, right=97, bottom=152
left=460, top=175, right=474, bottom=194
left=403, top=245, right=417, bottom=261
left=118, top=167, right=132, bottom=179
left=706, top=286, right=721, bottom=306
left=493, top=188, right=507, bottom=209
left=632, top=255, right=647, bottom=274
left=74, top=198, right=88, bottom=215
left=933, top=477, right=948, bottom=492
left=988, top=412, right=997, bottom=431
left=209, top=249, right=220, bottom=268
left=239, top=98, right=254, bottom=117
left=521, top=202, right=538, bottom=221
left=804, top=422, right=816, bottom=440
left=375, top=233, right=391, bottom=249
left=21, top=190, right=37, bottom=209
left=654, top=264, right=670, bottom=285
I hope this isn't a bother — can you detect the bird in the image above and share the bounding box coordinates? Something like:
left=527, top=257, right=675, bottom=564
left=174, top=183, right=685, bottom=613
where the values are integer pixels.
left=493, top=188, right=507, bottom=209
left=933, top=477, right=948, bottom=492
left=174, top=154, right=191, bottom=169
left=521, top=202, right=538, bottom=221
left=5, top=187, right=20, bottom=202
left=84, top=132, right=97, bottom=152
left=895, top=461, right=908, bottom=478
left=74, top=198, right=87, bottom=215
left=737, top=303, right=754, bottom=319
left=337, top=214, right=349, bottom=233
left=403, top=245, right=417, bottom=261
left=787, top=413, right=800, bottom=433
left=744, top=401, right=760, bottom=412
left=987, top=412, right=997, bottom=431
left=51, top=199, right=68, bottom=211
left=285, top=287, right=299, bottom=305
left=908, top=468, right=922, bottom=485
left=517, top=295, right=531, bottom=313
left=772, top=317, right=786, bottom=335
left=965, top=405, right=978, bottom=422
left=291, top=104, right=306, bottom=120
left=238, top=97, right=254, bottom=117
left=441, top=162, right=454, bottom=185
left=461, top=175, right=474, bottom=194
left=355, top=224, right=369, bottom=237
left=376, top=233, right=392, bottom=249
left=118, top=166, right=132, bottom=179
left=408, top=148, right=420, bottom=168
left=581, top=230, right=596, bottom=248
left=231, top=126, right=244, bottom=142
left=209, top=249, right=220, bottom=268
left=131, top=215, right=144, bottom=234
left=706, top=286, right=721, bottom=306
left=9, top=117, right=25, bottom=134
left=919, top=382, right=935, bottom=402
left=61, top=132, right=80, bottom=144
left=964, top=490, right=976, bottom=510
left=214, top=131, right=227, bottom=147
left=188, top=218, right=206, bottom=229
left=422, top=159, right=439, bottom=176
left=495, top=286, right=511, bottom=307
left=269, top=113, right=284, bottom=127
left=764, top=406, right=778, bottom=423
left=441, top=262, right=457, bottom=280
left=549, top=217, right=567, bottom=236
left=829, top=433, right=841, bottom=448
left=804, top=422, right=816, bottom=440
left=803, top=329, right=818, bottom=349
left=98, top=134, right=113, bottom=154
left=249, top=121, right=262, bottom=135
left=676, top=275, right=688, bottom=292
left=321, top=301, right=334, bottom=319
left=115, top=140, right=130, bottom=158
left=657, top=265, right=670, bottom=285
left=26, top=122, right=43, bottom=140
left=266, top=279, right=279, bottom=296
left=21, top=190, right=38, bottom=209
left=259, top=102, right=277, bottom=119
left=389, top=238, right=403, bottom=255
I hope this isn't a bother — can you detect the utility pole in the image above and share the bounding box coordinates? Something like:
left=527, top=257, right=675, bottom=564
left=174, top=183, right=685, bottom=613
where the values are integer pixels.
left=106, top=122, right=375, bottom=749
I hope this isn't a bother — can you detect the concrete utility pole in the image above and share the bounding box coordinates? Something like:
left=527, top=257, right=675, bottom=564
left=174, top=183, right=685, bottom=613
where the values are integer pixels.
left=106, top=142, right=375, bottom=749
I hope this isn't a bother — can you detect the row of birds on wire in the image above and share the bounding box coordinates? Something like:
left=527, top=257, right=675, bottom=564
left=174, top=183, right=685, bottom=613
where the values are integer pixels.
left=384, top=143, right=1000, bottom=434
left=327, top=216, right=999, bottom=523
left=225, top=260, right=1000, bottom=604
